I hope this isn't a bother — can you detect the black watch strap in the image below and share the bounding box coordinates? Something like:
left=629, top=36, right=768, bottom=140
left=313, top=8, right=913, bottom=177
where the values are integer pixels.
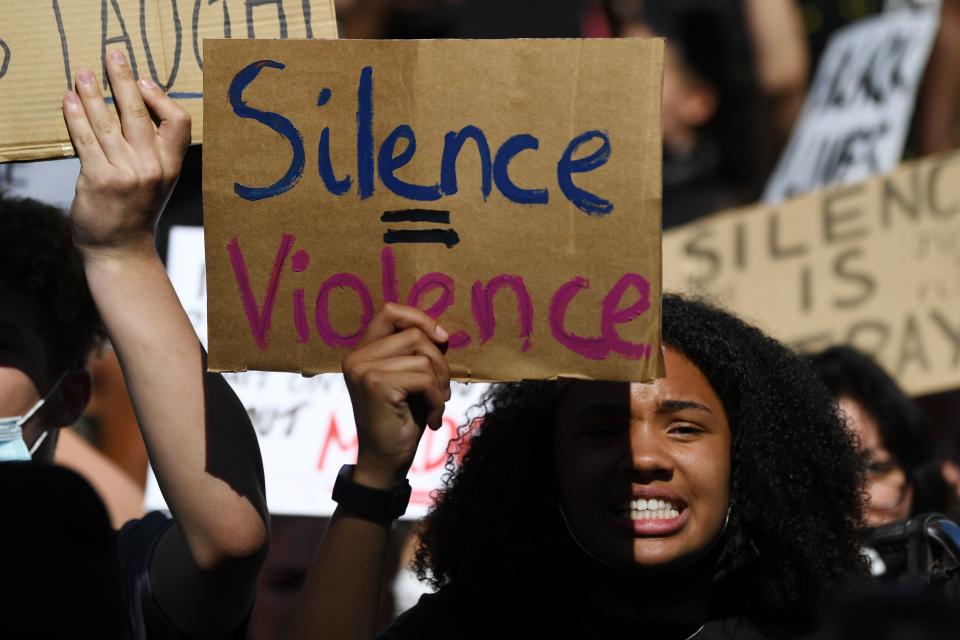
left=332, top=464, right=412, bottom=521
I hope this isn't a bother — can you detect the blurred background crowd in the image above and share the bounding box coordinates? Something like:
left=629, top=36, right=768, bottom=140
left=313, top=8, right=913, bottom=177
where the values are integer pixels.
left=4, top=0, right=960, bottom=637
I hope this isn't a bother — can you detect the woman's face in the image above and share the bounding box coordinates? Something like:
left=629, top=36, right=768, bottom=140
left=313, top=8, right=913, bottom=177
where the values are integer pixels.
left=554, top=348, right=731, bottom=571
left=837, top=396, right=913, bottom=527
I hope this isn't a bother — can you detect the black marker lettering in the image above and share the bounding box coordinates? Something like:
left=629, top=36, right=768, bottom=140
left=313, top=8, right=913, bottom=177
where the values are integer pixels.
left=734, top=222, right=747, bottom=270
left=101, top=0, right=139, bottom=86
left=845, top=320, right=890, bottom=359
left=192, top=0, right=232, bottom=71
left=681, top=228, right=722, bottom=286
left=767, top=211, right=808, bottom=259
left=927, top=157, right=960, bottom=219
left=381, top=209, right=451, bottom=224
left=800, top=265, right=813, bottom=313
left=930, top=309, right=960, bottom=367
left=790, top=332, right=833, bottom=355
left=0, top=37, right=9, bottom=80
left=823, top=183, right=869, bottom=243
left=881, top=165, right=920, bottom=229
left=832, top=247, right=875, bottom=309
left=246, top=0, right=288, bottom=39
left=302, top=0, right=314, bottom=38
left=140, top=0, right=182, bottom=90
left=51, top=0, right=72, bottom=89
left=895, top=314, right=930, bottom=375
left=383, top=229, right=460, bottom=248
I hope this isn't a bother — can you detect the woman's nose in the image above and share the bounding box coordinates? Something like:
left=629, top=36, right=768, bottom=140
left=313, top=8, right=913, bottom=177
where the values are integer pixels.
left=629, top=422, right=673, bottom=478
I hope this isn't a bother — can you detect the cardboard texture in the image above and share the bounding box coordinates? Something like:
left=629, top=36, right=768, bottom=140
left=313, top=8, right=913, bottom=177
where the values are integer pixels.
left=764, top=9, right=938, bottom=203
left=147, top=224, right=489, bottom=517
left=0, top=0, right=337, bottom=162
left=203, top=38, right=665, bottom=382
left=666, top=151, right=960, bottom=397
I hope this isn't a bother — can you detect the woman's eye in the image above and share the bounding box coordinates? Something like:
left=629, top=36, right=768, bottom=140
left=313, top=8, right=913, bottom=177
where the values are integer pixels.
left=669, top=423, right=702, bottom=437
left=867, top=459, right=897, bottom=476
left=582, top=422, right=623, bottom=440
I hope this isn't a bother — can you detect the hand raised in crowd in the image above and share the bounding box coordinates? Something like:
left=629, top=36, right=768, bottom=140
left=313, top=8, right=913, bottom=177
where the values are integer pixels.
left=62, top=49, right=189, bottom=258
left=285, top=304, right=450, bottom=640
left=343, top=303, right=452, bottom=490
left=60, top=52, right=268, bottom=639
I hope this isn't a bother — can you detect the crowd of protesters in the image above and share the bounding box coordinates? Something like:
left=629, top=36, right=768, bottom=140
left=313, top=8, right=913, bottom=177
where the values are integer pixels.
left=3, top=0, right=960, bottom=638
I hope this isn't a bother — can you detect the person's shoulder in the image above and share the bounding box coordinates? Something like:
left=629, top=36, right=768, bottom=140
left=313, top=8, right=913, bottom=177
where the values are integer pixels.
left=702, top=616, right=827, bottom=640
left=116, top=511, right=178, bottom=639
left=117, top=511, right=173, bottom=564
left=378, top=587, right=467, bottom=640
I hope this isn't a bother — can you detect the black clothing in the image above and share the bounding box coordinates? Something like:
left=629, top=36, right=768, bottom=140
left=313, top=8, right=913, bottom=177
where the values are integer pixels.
left=379, top=586, right=812, bottom=640
left=118, top=511, right=180, bottom=639
left=117, top=511, right=251, bottom=640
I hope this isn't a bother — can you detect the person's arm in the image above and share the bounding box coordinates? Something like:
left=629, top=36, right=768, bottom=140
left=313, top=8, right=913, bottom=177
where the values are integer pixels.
left=743, top=0, right=809, bottom=163
left=62, top=51, right=269, bottom=637
left=914, top=0, right=960, bottom=155
left=285, top=304, right=450, bottom=640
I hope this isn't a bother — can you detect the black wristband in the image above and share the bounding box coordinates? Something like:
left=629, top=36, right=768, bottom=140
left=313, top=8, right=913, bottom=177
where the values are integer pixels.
left=332, top=464, right=412, bottom=521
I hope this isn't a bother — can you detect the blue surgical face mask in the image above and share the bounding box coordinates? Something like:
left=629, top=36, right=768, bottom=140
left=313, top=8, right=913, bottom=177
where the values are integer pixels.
left=0, top=371, right=68, bottom=462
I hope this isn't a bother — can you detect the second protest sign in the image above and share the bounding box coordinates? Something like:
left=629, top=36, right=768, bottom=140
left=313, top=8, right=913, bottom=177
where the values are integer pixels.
left=203, top=38, right=665, bottom=382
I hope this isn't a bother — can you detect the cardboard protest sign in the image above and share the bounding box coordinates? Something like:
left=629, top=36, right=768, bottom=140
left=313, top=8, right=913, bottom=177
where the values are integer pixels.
left=763, top=9, right=938, bottom=203
left=666, top=151, right=960, bottom=397
left=144, top=226, right=489, bottom=518
left=0, top=0, right=337, bottom=162
left=202, top=38, right=665, bottom=382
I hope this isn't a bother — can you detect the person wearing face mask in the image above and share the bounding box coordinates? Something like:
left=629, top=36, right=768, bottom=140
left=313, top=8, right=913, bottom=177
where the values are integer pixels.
left=285, top=295, right=868, bottom=639
left=1, top=50, right=270, bottom=639
left=0, top=371, right=70, bottom=461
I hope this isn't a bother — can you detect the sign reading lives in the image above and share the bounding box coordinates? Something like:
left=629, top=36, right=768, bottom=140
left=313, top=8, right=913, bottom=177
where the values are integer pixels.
left=666, top=151, right=960, bottom=397
left=203, top=38, right=665, bottom=382
left=0, top=0, right=337, bottom=162
left=763, top=8, right=938, bottom=203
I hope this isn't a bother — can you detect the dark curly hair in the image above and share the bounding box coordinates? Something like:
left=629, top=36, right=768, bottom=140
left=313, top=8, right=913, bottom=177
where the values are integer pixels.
left=414, top=294, right=866, bottom=629
left=809, top=346, right=958, bottom=520
left=0, top=192, right=104, bottom=371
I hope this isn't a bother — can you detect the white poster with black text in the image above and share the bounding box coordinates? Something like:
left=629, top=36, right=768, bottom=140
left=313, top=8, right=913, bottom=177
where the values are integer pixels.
left=764, top=9, right=939, bottom=204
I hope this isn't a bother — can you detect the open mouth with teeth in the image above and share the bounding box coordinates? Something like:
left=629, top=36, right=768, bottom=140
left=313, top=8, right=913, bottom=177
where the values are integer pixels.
left=624, top=498, right=683, bottom=520
left=620, top=498, right=684, bottom=520
left=613, top=494, right=690, bottom=536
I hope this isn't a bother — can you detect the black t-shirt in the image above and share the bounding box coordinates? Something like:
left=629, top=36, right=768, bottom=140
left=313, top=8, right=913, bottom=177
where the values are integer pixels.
left=378, top=588, right=812, bottom=640
left=117, top=511, right=183, bottom=640
left=379, top=587, right=819, bottom=640
left=117, top=511, right=251, bottom=640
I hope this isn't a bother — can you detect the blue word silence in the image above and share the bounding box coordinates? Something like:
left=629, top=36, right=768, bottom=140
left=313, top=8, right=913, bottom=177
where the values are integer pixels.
left=228, top=59, right=615, bottom=215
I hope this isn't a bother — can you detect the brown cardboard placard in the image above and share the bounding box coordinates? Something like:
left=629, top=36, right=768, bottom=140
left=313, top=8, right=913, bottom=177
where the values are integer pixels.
left=0, top=0, right=337, bottom=162
left=202, top=38, right=665, bottom=382
left=665, top=151, right=960, bottom=396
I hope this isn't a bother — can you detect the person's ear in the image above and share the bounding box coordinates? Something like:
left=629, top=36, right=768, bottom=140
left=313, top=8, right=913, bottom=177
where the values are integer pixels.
left=51, top=367, right=93, bottom=427
left=679, top=80, right=718, bottom=129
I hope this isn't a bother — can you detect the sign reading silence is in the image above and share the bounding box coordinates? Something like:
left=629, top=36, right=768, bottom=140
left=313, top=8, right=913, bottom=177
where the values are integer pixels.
left=202, top=39, right=665, bottom=382
left=666, top=151, right=960, bottom=397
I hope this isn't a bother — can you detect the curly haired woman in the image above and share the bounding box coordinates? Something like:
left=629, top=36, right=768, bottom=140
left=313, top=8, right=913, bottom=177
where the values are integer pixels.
left=287, top=295, right=868, bottom=640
